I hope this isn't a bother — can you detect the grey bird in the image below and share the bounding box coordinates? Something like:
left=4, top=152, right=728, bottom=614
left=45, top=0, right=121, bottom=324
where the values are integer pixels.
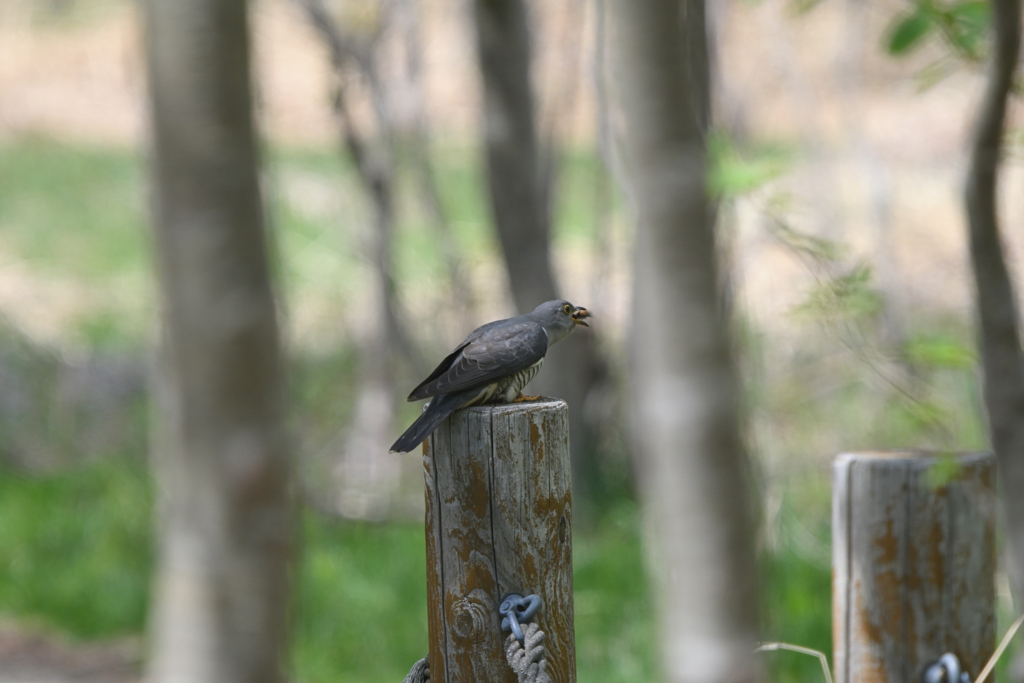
left=389, top=300, right=591, bottom=453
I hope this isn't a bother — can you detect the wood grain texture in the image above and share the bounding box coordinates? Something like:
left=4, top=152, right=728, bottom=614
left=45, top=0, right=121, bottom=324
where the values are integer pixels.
left=832, top=451, right=995, bottom=683
left=424, top=399, right=576, bottom=683
left=491, top=402, right=575, bottom=683
left=945, top=455, right=997, bottom=672
left=831, top=453, right=853, bottom=683
left=423, top=436, right=448, bottom=683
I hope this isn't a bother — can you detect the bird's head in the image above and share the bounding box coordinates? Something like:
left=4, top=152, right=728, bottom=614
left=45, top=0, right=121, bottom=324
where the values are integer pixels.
left=530, top=300, right=592, bottom=343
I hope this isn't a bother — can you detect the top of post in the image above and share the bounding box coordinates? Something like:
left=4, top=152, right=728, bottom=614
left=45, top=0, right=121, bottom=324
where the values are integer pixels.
left=460, top=397, right=568, bottom=418
left=834, top=450, right=993, bottom=466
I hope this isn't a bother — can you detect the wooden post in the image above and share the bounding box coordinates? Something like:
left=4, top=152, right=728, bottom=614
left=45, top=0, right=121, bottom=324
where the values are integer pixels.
left=832, top=451, right=996, bottom=683
left=423, top=399, right=576, bottom=683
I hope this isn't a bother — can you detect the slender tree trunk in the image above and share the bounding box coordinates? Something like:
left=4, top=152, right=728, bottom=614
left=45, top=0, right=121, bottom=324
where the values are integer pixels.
left=610, top=1, right=762, bottom=681
left=964, top=1, right=1024, bottom=676
left=143, top=2, right=293, bottom=682
left=296, top=0, right=425, bottom=517
left=472, top=0, right=608, bottom=517
left=397, top=0, right=478, bottom=332
left=473, top=0, right=557, bottom=309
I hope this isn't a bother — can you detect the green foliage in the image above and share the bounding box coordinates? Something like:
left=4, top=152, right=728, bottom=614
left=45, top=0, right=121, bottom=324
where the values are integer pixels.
left=291, top=348, right=361, bottom=440
left=926, top=452, right=964, bottom=488
left=0, top=455, right=841, bottom=683
left=0, top=139, right=147, bottom=280
left=0, top=458, right=153, bottom=637
left=572, top=502, right=655, bottom=683
left=762, top=545, right=832, bottom=683
left=292, top=518, right=430, bottom=683
left=710, top=133, right=793, bottom=199
left=885, top=1, right=990, bottom=63
left=942, top=1, right=990, bottom=59
left=758, top=199, right=987, bottom=453
left=905, top=332, right=975, bottom=369
left=0, top=457, right=655, bottom=682
left=767, top=212, right=884, bottom=323
left=888, top=8, right=934, bottom=55
left=0, top=139, right=152, bottom=349
left=901, top=397, right=951, bottom=435
left=796, top=265, right=883, bottom=321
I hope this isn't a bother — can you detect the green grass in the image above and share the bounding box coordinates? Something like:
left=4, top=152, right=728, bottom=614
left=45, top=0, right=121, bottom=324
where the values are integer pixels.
left=15, top=460, right=1015, bottom=682
left=0, top=458, right=660, bottom=682
left=0, top=454, right=839, bottom=682
left=0, top=458, right=153, bottom=637
left=573, top=502, right=656, bottom=682
left=762, top=539, right=832, bottom=682
left=0, top=139, right=148, bottom=280
left=293, top=518, right=429, bottom=683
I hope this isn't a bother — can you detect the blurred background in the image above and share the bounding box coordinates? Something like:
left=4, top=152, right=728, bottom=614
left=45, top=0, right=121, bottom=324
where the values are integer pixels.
left=0, top=0, right=1020, bottom=680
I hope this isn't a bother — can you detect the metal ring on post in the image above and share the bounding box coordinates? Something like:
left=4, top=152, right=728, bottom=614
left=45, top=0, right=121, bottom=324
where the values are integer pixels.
left=921, top=652, right=972, bottom=683
left=499, top=593, right=542, bottom=645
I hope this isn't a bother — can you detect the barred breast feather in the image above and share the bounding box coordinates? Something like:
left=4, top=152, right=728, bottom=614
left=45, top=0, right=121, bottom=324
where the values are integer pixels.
left=495, top=358, right=544, bottom=403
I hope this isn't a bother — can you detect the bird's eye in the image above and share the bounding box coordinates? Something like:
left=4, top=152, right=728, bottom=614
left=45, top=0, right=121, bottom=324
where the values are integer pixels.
left=563, top=304, right=572, bottom=315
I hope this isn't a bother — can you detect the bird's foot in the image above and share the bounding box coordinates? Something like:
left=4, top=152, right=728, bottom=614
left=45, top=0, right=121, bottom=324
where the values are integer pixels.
left=513, top=393, right=541, bottom=402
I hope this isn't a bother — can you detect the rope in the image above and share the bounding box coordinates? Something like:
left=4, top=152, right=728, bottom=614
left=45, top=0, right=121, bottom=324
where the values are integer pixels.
left=402, top=657, right=429, bottom=683
left=504, top=622, right=552, bottom=683
left=401, top=632, right=553, bottom=683
left=405, top=592, right=550, bottom=683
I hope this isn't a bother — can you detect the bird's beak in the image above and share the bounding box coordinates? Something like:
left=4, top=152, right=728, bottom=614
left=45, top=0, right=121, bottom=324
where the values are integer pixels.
left=571, top=307, right=591, bottom=327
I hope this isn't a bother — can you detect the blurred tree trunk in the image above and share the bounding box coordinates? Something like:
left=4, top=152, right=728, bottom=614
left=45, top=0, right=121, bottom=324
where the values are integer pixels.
left=610, top=1, right=762, bottom=682
left=964, top=0, right=1024, bottom=676
left=143, top=2, right=293, bottom=682
left=472, top=0, right=608, bottom=518
left=396, top=0, right=479, bottom=332
left=296, top=0, right=412, bottom=518
left=473, top=0, right=557, bottom=308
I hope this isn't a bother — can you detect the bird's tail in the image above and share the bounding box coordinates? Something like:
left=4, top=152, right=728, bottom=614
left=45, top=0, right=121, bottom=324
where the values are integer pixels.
left=390, top=393, right=464, bottom=453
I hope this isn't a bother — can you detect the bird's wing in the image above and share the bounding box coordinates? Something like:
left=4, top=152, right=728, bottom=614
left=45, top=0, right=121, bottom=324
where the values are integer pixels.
left=406, top=341, right=472, bottom=401
left=405, top=317, right=515, bottom=401
left=407, top=321, right=548, bottom=400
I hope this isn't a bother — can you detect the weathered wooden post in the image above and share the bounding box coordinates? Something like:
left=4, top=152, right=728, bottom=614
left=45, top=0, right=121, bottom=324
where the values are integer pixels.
left=832, top=451, right=996, bottom=682
left=423, top=399, right=576, bottom=683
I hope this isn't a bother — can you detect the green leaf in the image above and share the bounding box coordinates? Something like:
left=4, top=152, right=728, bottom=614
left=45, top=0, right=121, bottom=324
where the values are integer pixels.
left=944, top=1, right=990, bottom=60
left=905, top=334, right=975, bottom=369
left=887, top=9, right=934, bottom=55
left=926, top=453, right=963, bottom=489
left=795, top=264, right=883, bottom=320
left=914, top=55, right=960, bottom=90
left=830, top=266, right=883, bottom=318
left=949, top=0, right=989, bottom=29
left=709, top=133, right=792, bottom=198
left=906, top=399, right=949, bottom=429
